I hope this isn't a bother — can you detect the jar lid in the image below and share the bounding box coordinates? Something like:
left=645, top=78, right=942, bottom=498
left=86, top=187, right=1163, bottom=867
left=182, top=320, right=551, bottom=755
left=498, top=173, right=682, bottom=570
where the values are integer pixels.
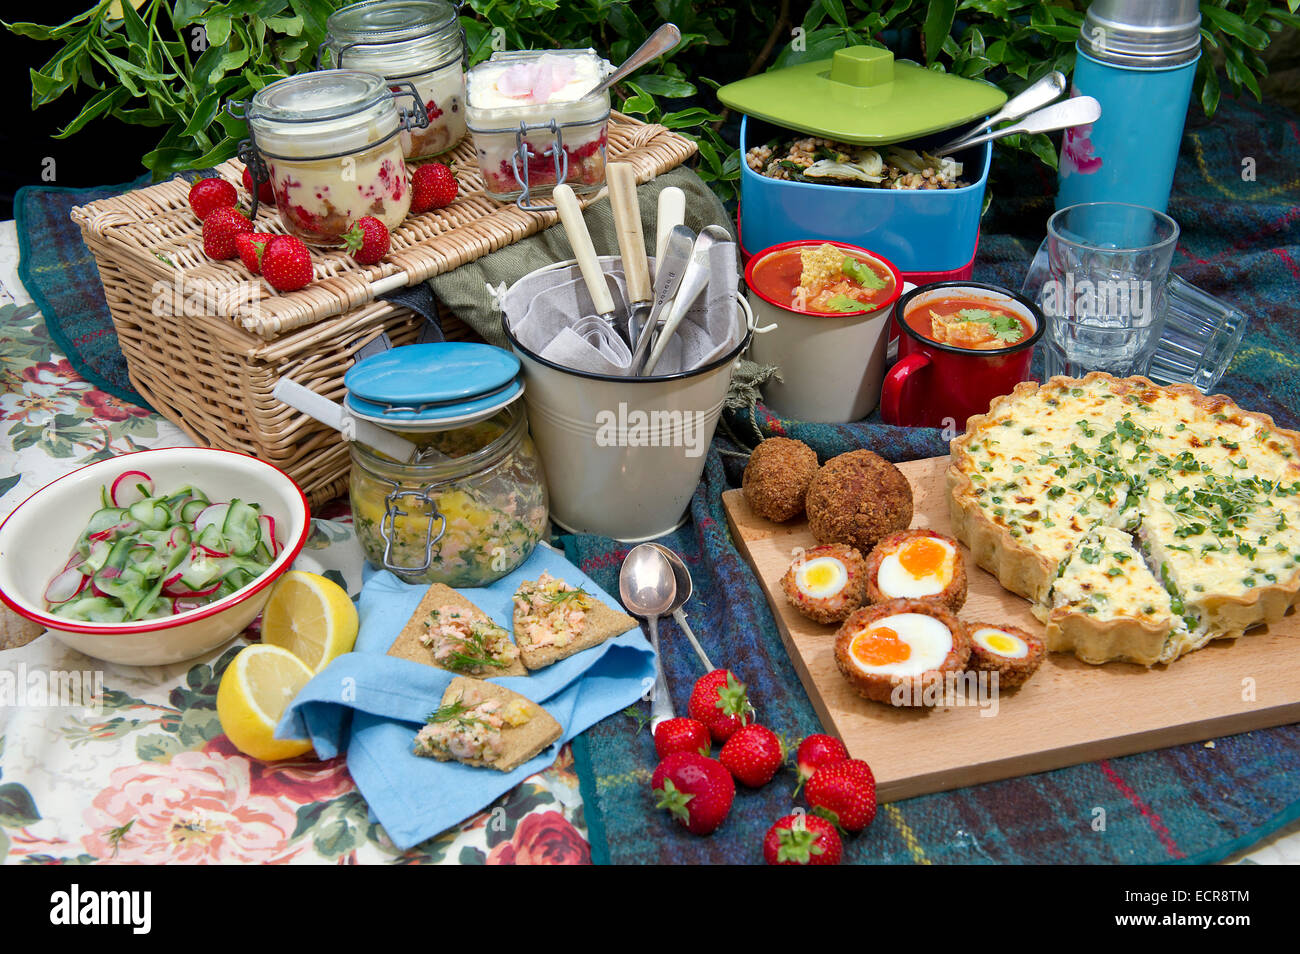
left=248, top=69, right=402, bottom=157
left=715, top=46, right=1006, bottom=145
left=328, top=0, right=457, bottom=44
left=344, top=342, right=524, bottom=429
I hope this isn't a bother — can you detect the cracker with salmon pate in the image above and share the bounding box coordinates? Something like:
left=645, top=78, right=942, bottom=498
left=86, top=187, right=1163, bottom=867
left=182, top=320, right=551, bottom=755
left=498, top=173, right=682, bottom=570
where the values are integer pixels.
left=388, top=583, right=526, bottom=678
left=512, top=572, right=637, bottom=670
left=413, top=677, right=561, bottom=772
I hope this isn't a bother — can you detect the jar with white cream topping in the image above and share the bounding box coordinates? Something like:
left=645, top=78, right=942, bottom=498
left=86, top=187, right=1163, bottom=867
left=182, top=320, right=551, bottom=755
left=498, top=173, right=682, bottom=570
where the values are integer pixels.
left=241, top=70, right=425, bottom=246
left=465, top=49, right=612, bottom=209
left=322, top=0, right=467, bottom=160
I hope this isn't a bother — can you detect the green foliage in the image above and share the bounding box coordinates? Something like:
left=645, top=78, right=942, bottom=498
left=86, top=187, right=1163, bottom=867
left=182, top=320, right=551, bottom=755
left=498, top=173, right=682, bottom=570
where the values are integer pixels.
left=7, top=1, right=1300, bottom=195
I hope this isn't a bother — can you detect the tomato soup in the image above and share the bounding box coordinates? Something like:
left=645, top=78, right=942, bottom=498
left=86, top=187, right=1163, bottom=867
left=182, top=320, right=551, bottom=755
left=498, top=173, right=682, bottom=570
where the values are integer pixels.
left=904, top=296, right=1035, bottom=351
left=749, top=243, right=896, bottom=315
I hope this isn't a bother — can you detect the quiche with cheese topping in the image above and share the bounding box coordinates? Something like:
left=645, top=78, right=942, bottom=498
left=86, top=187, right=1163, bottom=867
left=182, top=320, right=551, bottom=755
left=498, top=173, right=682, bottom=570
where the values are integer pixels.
left=948, top=373, right=1300, bottom=665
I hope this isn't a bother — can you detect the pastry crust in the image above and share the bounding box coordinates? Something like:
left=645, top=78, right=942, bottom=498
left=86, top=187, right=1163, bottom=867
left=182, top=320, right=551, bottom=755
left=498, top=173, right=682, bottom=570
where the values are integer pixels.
left=833, top=599, right=970, bottom=707
left=948, top=372, right=1300, bottom=665
left=864, top=528, right=968, bottom=613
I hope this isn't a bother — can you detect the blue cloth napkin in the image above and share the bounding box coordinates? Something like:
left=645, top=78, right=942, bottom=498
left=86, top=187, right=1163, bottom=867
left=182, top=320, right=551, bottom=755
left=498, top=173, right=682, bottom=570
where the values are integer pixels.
left=279, top=543, right=655, bottom=850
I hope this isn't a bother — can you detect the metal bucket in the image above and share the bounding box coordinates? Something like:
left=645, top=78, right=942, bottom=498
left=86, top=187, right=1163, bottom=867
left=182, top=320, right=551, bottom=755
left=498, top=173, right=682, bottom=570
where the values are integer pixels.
left=502, top=258, right=753, bottom=541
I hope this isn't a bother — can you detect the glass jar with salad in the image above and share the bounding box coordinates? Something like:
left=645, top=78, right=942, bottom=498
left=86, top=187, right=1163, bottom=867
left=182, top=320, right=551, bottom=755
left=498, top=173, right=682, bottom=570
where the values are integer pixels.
left=322, top=0, right=468, bottom=161
left=344, top=342, right=549, bottom=586
left=241, top=70, right=427, bottom=246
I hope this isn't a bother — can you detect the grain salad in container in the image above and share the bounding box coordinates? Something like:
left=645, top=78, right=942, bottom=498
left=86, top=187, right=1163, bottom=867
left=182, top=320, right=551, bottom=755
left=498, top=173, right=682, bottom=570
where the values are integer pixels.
left=465, top=48, right=612, bottom=208
left=321, top=0, right=467, bottom=160
left=238, top=69, right=427, bottom=246
left=342, top=342, right=548, bottom=587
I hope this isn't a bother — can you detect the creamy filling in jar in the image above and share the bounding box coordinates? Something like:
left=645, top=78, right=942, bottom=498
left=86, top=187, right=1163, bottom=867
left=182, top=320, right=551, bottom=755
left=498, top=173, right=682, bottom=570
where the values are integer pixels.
left=247, top=69, right=418, bottom=246
left=324, top=0, right=467, bottom=160
left=466, top=49, right=611, bottom=201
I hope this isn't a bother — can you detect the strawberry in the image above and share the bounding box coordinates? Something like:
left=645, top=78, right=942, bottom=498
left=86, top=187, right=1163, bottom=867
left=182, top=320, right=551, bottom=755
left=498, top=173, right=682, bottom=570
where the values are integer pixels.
left=687, top=668, right=754, bottom=743
left=719, top=723, right=784, bottom=788
left=794, top=733, right=849, bottom=796
left=805, top=759, right=877, bottom=833
left=763, top=813, right=843, bottom=865
left=653, top=717, right=711, bottom=759
left=201, top=206, right=253, bottom=260
left=235, top=232, right=278, bottom=274
left=343, top=216, right=391, bottom=266
left=651, top=751, right=734, bottom=836
left=409, top=162, right=458, bottom=213
left=242, top=165, right=277, bottom=206
left=188, top=177, right=238, bottom=221
left=260, top=235, right=313, bottom=292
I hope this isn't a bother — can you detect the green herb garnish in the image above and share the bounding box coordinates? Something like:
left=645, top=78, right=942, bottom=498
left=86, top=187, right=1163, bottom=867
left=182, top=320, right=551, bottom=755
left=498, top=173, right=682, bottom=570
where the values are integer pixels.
left=824, top=293, right=867, bottom=313
left=842, top=256, right=886, bottom=290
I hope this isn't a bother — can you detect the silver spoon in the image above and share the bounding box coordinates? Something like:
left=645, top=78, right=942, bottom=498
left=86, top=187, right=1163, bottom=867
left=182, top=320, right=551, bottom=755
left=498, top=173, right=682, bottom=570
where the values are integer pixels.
left=647, top=542, right=714, bottom=671
left=937, top=95, right=1102, bottom=155
left=932, top=70, right=1067, bottom=154
left=628, top=224, right=694, bottom=375
left=589, top=24, right=681, bottom=98
left=640, top=224, right=730, bottom=376
left=618, top=544, right=678, bottom=729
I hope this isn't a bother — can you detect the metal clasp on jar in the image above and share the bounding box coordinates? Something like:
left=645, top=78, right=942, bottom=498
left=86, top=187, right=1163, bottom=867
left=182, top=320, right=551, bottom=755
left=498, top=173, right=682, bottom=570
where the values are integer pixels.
left=379, top=487, right=447, bottom=574
left=510, top=119, right=570, bottom=213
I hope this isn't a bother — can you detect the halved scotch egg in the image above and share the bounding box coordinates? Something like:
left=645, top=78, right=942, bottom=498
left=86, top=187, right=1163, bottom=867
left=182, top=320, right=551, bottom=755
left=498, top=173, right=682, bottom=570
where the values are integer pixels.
left=966, top=622, right=1046, bottom=688
left=780, top=543, right=868, bottom=624
left=833, top=599, right=970, bottom=707
left=865, top=529, right=967, bottom=613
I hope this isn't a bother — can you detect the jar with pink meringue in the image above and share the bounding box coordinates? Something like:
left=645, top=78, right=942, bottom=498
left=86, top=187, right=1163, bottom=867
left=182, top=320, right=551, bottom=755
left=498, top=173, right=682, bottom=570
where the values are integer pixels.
left=465, top=49, right=612, bottom=209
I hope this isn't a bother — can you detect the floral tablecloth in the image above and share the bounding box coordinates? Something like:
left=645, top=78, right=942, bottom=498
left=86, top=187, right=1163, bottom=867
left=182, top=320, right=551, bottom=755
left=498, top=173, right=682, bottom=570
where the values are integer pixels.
left=0, top=222, right=591, bottom=864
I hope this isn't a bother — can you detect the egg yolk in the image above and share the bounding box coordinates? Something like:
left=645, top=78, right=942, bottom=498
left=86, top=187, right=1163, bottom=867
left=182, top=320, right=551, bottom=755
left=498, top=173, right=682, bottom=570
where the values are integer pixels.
left=898, top=537, right=949, bottom=579
left=850, top=626, right=912, bottom=666
left=804, top=562, right=838, bottom=589
left=983, top=632, right=1021, bottom=655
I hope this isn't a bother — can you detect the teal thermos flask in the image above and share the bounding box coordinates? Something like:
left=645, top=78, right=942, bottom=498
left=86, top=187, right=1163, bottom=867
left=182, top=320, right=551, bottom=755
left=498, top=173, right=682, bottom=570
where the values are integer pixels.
left=1057, top=0, right=1201, bottom=213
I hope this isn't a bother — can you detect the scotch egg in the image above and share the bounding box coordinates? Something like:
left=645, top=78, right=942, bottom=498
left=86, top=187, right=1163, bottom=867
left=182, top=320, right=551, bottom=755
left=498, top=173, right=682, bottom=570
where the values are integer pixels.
left=866, top=529, right=968, bottom=613
left=780, top=543, right=868, bottom=625
left=833, top=599, right=970, bottom=706
left=966, top=622, right=1046, bottom=688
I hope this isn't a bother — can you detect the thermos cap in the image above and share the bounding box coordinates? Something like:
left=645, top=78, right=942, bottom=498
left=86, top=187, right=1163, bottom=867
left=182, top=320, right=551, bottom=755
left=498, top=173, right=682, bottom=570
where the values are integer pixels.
left=1080, top=0, right=1201, bottom=68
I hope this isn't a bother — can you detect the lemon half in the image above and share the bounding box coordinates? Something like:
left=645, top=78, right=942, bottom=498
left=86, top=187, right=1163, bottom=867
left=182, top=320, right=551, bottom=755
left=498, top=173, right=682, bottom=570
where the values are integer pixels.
left=216, top=644, right=315, bottom=761
left=260, top=570, right=359, bottom=672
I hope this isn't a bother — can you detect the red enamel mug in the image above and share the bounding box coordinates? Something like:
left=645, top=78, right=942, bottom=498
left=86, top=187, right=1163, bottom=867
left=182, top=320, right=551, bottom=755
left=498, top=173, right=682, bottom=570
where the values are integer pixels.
left=880, top=282, right=1044, bottom=430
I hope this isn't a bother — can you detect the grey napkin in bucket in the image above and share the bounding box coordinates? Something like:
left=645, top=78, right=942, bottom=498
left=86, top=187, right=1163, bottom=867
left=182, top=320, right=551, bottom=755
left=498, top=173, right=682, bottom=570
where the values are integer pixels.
left=426, top=167, right=735, bottom=348
left=503, top=246, right=742, bottom=377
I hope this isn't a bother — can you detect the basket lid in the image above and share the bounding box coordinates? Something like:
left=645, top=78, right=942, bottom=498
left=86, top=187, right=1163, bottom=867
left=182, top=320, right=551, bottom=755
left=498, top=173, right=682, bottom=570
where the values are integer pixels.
left=343, top=342, right=523, bottom=429
left=716, top=46, right=1007, bottom=144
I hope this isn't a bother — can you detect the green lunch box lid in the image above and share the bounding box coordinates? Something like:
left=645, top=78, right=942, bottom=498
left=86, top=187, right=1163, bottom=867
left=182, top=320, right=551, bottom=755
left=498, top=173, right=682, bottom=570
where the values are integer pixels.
left=716, top=46, right=1007, bottom=145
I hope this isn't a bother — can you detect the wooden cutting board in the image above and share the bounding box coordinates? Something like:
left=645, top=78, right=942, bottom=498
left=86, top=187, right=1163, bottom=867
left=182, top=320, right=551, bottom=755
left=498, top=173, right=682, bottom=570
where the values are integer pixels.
left=722, top=455, right=1300, bottom=802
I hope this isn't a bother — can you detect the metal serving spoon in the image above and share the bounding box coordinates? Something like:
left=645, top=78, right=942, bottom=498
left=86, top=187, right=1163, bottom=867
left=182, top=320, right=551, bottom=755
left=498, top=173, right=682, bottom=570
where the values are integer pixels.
left=932, top=70, right=1067, bottom=154
left=937, top=95, right=1102, bottom=155
left=619, top=544, right=678, bottom=729
left=589, top=24, right=682, bottom=98
left=647, top=542, right=714, bottom=672
left=640, top=224, right=730, bottom=376
left=628, top=224, right=694, bottom=375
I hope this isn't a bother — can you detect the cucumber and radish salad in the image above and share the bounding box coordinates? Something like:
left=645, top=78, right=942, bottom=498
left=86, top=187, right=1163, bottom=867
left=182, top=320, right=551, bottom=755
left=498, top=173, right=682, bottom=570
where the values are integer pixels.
left=43, top=471, right=281, bottom=623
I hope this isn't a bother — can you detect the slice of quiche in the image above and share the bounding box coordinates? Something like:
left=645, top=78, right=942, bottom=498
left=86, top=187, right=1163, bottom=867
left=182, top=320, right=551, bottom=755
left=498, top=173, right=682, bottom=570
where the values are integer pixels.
left=1043, top=525, right=1185, bottom=666
left=388, top=584, right=527, bottom=678
left=413, top=677, right=561, bottom=772
left=512, top=572, right=637, bottom=670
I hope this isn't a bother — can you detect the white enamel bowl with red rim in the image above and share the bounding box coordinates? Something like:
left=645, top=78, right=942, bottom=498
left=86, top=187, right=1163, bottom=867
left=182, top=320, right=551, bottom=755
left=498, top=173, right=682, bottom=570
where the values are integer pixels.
left=745, top=240, right=904, bottom=423
left=0, top=447, right=311, bottom=666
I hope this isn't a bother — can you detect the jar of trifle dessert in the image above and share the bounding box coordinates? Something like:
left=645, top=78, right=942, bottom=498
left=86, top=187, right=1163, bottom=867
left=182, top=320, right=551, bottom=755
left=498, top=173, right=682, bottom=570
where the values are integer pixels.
left=322, top=0, right=467, bottom=160
left=465, top=49, right=612, bottom=208
left=242, top=70, right=426, bottom=246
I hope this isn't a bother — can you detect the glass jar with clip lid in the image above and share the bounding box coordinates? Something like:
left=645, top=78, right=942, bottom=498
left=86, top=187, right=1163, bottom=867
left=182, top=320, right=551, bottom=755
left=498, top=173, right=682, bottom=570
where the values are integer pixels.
left=233, top=69, right=429, bottom=246
left=321, top=0, right=468, bottom=160
left=344, top=342, right=549, bottom=586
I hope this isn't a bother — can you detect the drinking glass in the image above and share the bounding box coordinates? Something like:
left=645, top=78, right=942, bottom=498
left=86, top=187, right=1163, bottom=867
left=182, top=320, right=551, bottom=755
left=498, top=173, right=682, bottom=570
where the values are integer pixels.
left=1039, top=202, right=1178, bottom=378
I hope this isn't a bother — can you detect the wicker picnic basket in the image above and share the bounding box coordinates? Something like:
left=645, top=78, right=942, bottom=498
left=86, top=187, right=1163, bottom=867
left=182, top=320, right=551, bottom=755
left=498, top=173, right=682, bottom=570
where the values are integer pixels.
left=71, top=114, right=696, bottom=507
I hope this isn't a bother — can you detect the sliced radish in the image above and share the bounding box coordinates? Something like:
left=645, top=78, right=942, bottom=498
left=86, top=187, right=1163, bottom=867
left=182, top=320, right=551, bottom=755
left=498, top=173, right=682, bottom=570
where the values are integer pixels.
left=197, top=545, right=230, bottom=558
left=110, top=471, right=153, bottom=508
left=194, top=503, right=230, bottom=534
left=64, top=551, right=86, bottom=571
left=172, top=597, right=207, bottom=614
left=45, top=567, right=88, bottom=604
left=258, top=514, right=279, bottom=558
